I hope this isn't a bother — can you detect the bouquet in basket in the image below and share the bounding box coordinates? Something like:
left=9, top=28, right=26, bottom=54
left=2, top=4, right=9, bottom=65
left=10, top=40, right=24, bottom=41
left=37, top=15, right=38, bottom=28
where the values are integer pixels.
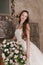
left=1, top=39, right=27, bottom=65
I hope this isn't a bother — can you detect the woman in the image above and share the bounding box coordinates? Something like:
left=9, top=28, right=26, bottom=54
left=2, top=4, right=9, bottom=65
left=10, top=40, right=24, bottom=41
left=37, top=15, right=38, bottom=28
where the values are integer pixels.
left=14, top=10, right=43, bottom=65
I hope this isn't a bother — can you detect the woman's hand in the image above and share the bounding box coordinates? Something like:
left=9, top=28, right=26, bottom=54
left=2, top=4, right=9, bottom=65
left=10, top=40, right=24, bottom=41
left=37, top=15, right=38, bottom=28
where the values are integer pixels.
left=10, top=35, right=17, bottom=41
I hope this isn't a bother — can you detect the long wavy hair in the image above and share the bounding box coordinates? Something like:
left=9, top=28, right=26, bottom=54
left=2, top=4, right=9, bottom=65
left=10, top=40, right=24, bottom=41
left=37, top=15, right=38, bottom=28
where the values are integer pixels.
left=19, top=10, right=29, bottom=39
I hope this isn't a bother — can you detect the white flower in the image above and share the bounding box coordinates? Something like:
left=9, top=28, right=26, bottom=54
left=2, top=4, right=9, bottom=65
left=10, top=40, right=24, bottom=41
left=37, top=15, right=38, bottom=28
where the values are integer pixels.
left=2, top=53, right=6, bottom=60
left=12, top=47, right=15, bottom=50
left=9, top=53, right=13, bottom=57
left=4, top=49, right=8, bottom=52
left=10, top=44, right=14, bottom=47
left=1, top=39, right=26, bottom=65
left=23, top=56, right=26, bottom=60
left=2, top=39, right=6, bottom=44
left=15, top=59, right=17, bottom=62
left=3, top=44, right=6, bottom=47
left=7, top=42, right=10, bottom=45
left=15, top=49, right=19, bottom=54
left=14, top=55, right=18, bottom=58
left=10, top=41, right=13, bottom=44
left=6, top=49, right=8, bottom=51
left=4, top=49, right=7, bottom=52
left=10, top=60, right=13, bottom=64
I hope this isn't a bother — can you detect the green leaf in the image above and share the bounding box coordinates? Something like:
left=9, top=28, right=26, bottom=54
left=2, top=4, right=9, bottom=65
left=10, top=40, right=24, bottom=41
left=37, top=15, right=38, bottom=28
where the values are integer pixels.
left=8, top=61, right=12, bottom=65
left=5, top=52, right=9, bottom=57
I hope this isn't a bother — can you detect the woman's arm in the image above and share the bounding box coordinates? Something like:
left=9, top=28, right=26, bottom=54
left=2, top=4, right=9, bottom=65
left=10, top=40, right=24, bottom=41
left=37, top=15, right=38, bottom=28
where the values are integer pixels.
left=26, top=24, right=30, bottom=59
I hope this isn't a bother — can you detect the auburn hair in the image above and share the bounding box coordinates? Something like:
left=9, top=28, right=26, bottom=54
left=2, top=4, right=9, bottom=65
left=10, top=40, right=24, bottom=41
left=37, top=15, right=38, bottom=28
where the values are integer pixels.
left=19, top=10, right=29, bottom=39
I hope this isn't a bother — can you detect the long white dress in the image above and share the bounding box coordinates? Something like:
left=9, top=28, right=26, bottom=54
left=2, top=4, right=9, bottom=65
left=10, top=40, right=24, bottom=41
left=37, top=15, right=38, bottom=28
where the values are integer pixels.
left=15, top=28, right=43, bottom=65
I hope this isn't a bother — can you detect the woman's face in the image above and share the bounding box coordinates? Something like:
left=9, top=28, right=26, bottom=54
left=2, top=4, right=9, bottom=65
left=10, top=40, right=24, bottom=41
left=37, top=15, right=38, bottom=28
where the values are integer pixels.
left=20, top=12, right=28, bottom=23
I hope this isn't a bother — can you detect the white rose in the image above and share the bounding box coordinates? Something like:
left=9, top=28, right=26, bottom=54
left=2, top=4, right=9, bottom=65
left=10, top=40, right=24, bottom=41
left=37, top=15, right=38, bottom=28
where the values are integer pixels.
left=15, top=59, right=17, bottom=62
left=10, top=60, right=13, bottom=64
left=4, top=49, right=7, bottom=52
left=14, top=55, right=18, bottom=58
left=6, top=49, right=8, bottom=51
left=12, top=48, right=15, bottom=50
left=10, top=41, right=13, bottom=44
left=2, top=39, right=6, bottom=44
left=3, top=44, right=6, bottom=47
left=10, top=44, right=14, bottom=47
left=10, top=53, right=13, bottom=57
left=4, top=49, right=8, bottom=52
left=7, top=42, right=10, bottom=45
left=15, top=50, right=19, bottom=54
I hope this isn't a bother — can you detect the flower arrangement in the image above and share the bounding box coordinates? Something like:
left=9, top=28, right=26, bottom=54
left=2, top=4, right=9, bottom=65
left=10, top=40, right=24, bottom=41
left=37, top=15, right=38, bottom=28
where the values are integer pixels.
left=1, top=39, right=27, bottom=65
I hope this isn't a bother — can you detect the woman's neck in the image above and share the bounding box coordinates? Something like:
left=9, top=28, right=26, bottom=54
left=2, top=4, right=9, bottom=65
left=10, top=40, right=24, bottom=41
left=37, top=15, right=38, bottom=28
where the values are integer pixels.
left=18, top=23, right=23, bottom=29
